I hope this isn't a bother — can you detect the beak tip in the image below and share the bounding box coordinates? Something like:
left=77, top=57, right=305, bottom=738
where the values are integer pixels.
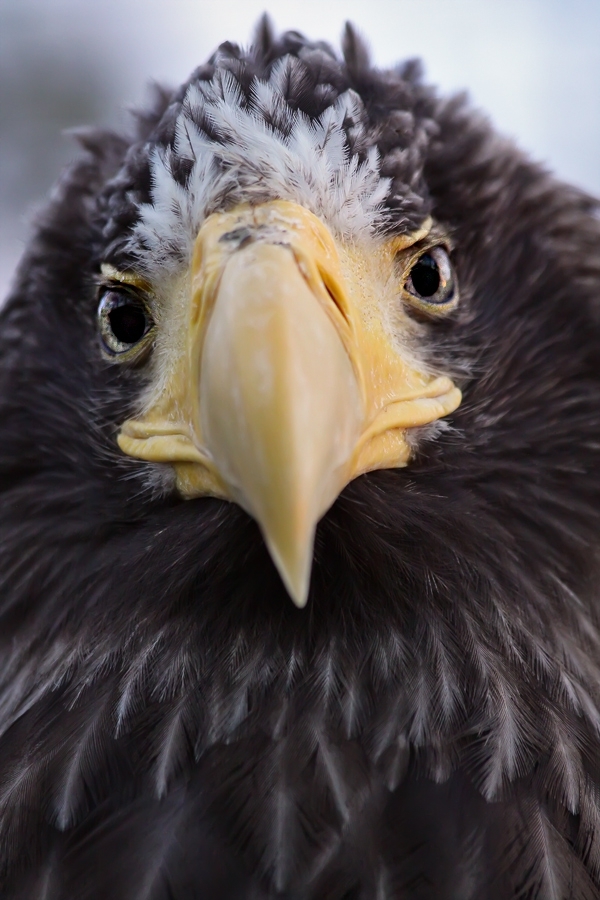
left=263, top=527, right=314, bottom=610
left=279, top=555, right=312, bottom=609
left=288, top=584, right=310, bottom=609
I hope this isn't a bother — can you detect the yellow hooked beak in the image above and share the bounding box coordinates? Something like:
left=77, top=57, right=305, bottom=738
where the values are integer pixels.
left=115, top=201, right=461, bottom=606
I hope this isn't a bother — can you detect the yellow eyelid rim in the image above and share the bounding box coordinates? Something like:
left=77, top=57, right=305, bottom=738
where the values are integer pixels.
left=385, top=217, right=433, bottom=255
left=99, top=263, right=153, bottom=294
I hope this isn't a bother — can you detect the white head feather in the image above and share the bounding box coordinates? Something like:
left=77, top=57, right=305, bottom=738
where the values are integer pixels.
left=127, top=58, right=391, bottom=278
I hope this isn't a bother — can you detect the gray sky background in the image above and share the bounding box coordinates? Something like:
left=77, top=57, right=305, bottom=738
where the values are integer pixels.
left=2, top=0, right=599, bottom=299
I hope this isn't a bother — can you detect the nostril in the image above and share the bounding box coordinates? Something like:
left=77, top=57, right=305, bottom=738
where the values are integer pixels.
left=320, top=269, right=352, bottom=327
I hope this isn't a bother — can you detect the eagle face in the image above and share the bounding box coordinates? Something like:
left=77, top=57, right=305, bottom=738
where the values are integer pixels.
left=2, top=20, right=600, bottom=900
left=102, top=76, right=462, bottom=606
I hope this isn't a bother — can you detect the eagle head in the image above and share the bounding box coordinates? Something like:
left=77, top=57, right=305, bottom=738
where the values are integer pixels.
left=2, top=19, right=600, bottom=899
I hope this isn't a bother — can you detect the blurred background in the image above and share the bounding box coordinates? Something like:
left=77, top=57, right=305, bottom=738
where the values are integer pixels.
left=2, top=0, right=599, bottom=300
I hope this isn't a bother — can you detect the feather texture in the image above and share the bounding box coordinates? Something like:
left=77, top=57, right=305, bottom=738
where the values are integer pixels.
left=129, top=70, right=390, bottom=279
left=1, top=17, right=600, bottom=899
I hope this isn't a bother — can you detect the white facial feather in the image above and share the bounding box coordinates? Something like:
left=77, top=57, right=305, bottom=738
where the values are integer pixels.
left=127, top=61, right=391, bottom=278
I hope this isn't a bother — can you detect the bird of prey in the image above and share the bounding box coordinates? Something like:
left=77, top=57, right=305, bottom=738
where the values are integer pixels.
left=2, top=18, right=600, bottom=900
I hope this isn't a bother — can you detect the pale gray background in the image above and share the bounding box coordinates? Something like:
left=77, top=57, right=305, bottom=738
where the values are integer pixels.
left=2, top=0, right=599, bottom=300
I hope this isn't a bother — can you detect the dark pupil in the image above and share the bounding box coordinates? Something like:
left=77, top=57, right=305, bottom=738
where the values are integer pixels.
left=410, top=254, right=441, bottom=297
left=108, top=305, right=147, bottom=344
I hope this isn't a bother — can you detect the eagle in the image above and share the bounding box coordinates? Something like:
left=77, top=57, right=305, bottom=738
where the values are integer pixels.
left=1, top=18, right=600, bottom=899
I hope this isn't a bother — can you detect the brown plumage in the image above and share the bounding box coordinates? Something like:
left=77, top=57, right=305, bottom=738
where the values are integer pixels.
left=1, top=19, right=600, bottom=899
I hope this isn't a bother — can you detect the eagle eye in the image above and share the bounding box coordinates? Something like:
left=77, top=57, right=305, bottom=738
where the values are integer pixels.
left=404, top=246, right=457, bottom=311
left=97, top=289, right=154, bottom=357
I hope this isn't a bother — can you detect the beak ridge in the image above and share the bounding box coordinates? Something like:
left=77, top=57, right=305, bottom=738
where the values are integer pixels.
left=199, top=242, right=363, bottom=607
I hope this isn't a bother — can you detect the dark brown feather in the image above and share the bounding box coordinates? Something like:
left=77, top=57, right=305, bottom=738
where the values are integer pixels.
left=1, top=20, right=600, bottom=899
